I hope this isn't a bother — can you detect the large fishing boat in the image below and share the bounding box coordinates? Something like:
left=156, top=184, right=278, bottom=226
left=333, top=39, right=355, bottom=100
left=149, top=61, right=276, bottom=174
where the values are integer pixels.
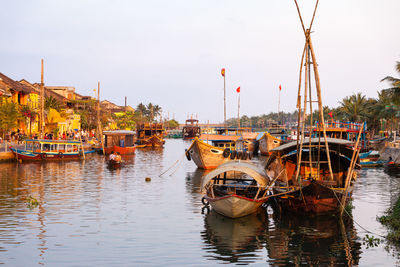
left=266, top=138, right=360, bottom=214
left=9, top=139, right=91, bottom=161
left=182, top=118, right=201, bottom=140
left=201, top=161, right=271, bottom=218
left=136, top=123, right=165, bottom=148
left=266, top=0, right=361, bottom=215
left=185, top=134, right=251, bottom=169
left=103, top=130, right=136, bottom=155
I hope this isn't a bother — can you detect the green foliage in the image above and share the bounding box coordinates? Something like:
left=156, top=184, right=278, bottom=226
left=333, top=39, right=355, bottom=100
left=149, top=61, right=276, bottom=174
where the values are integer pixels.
left=135, top=102, right=162, bottom=122
left=165, top=119, right=179, bottom=129
left=378, top=195, right=400, bottom=244
left=113, top=111, right=137, bottom=130
left=45, top=96, right=63, bottom=111
left=0, top=99, right=22, bottom=138
left=362, top=234, right=381, bottom=248
left=26, top=196, right=39, bottom=209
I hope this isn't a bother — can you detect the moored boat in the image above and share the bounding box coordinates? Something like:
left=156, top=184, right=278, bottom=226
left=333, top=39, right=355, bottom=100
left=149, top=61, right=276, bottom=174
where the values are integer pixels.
left=258, top=131, right=286, bottom=156
left=103, top=130, right=136, bottom=155
left=182, top=119, right=201, bottom=140
left=136, top=123, right=165, bottom=148
left=9, top=139, right=89, bottom=161
left=266, top=138, right=360, bottom=214
left=201, top=161, right=271, bottom=218
left=186, top=135, right=251, bottom=169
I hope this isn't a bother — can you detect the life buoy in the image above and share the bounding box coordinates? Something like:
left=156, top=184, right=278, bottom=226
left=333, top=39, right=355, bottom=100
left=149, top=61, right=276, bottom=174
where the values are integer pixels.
left=185, top=149, right=191, bottom=161
left=201, top=196, right=209, bottom=206
left=58, top=152, right=64, bottom=158
left=41, top=153, right=47, bottom=159
left=223, top=148, right=230, bottom=158
left=236, top=151, right=243, bottom=160
left=230, top=150, right=237, bottom=160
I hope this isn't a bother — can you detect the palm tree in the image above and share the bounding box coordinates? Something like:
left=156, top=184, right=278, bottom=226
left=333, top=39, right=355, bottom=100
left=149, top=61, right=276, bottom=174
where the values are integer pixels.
left=337, top=93, right=370, bottom=122
left=45, top=96, right=63, bottom=111
left=0, top=99, right=22, bottom=139
left=381, top=61, right=400, bottom=104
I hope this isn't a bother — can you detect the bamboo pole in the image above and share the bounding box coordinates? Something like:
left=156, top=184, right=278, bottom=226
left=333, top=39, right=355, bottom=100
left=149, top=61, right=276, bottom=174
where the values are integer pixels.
left=97, top=82, right=105, bottom=155
left=79, top=132, right=85, bottom=160
left=307, top=31, right=334, bottom=181
left=237, top=93, right=240, bottom=131
left=340, top=125, right=363, bottom=216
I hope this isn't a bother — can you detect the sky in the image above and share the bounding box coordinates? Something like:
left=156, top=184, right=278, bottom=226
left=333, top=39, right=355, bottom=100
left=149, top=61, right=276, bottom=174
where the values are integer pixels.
left=1, top=0, right=399, bottom=123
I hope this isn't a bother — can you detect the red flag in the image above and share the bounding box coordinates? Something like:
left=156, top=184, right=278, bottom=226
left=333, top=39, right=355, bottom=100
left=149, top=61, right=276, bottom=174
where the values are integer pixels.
left=221, top=68, right=225, bottom=77
left=279, top=84, right=282, bottom=91
left=328, top=112, right=333, bottom=118
left=236, top=87, right=240, bottom=93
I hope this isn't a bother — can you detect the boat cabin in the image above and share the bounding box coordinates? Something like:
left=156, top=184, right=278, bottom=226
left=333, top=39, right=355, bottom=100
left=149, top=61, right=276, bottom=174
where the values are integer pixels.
left=103, top=130, right=136, bottom=148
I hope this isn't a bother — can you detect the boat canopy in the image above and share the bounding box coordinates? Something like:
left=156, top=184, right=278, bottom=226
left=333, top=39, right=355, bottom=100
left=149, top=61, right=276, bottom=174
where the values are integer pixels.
left=198, top=134, right=240, bottom=142
left=103, top=130, right=136, bottom=136
left=201, top=161, right=271, bottom=191
left=24, top=139, right=81, bottom=145
left=272, top=137, right=355, bottom=159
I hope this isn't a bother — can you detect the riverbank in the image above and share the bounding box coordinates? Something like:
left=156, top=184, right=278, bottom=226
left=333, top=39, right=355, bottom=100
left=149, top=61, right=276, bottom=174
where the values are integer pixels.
left=379, top=194, right=400, bottom=244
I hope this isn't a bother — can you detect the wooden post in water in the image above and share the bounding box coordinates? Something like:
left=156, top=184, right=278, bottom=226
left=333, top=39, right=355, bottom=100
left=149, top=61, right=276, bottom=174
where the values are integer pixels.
left=97, top=82, right=105, bottom=155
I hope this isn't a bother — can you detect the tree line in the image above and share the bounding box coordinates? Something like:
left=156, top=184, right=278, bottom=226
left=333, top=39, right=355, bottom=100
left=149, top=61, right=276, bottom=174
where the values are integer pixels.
left=227, top=61, right=400, bottom=135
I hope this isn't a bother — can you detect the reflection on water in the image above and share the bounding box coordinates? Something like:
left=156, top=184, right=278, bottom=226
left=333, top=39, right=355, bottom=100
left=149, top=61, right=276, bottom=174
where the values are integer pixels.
left=0, top=140, right=400, bottom=266
left=201, top=210, right=267, bottom=265
left=266, top=211, right=361, bottom=266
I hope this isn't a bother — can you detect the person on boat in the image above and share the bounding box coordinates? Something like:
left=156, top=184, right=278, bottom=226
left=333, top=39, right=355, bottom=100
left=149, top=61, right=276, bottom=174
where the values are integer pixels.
left=109, top=151, right=116, bottom=161
left=115, top=152, right=122, bottom=162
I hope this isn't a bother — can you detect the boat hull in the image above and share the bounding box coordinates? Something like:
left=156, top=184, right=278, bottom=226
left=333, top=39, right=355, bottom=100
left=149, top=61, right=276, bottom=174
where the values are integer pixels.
left=273, top=181, right=352, bottom=214
left=187, top=138, right=231, bottom=169
left=206, top=194, right=265, bottom=218
left=259, top=133, right=282, bottom=156
left=10, top=147, right=81, bottom=161
left=104, top=145, right=136, bottom=155
left=137, top=135, right=165, bottom=148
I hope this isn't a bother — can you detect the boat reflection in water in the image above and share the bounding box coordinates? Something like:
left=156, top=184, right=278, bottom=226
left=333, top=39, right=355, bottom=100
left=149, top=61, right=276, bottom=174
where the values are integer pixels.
left=201, top=210, right=267, bottom=265
left=266, top=211, right=362, bottom=266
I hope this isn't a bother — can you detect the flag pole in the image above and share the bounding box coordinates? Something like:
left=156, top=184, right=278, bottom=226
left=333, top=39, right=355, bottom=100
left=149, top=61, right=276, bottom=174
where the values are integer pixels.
left=224, top=71, right=227, bottom=135
left=278, top=86, right=281, bottom=125
left=237, top=92, right=240, bottom=132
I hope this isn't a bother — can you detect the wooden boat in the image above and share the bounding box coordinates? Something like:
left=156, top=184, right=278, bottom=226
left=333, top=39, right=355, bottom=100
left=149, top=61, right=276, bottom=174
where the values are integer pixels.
left=9, top=139, right=89, bottom=161
left=136, top=123, right=165, bottom=148
left=266, top=138, right=360, bottom=214
left=360, top=150, right=385, bottom=167
left=258, top=131, right=285, bottom=156
left=241, top=132, right=259, bottom=155
left=103, top=130, right=136, bottom=155
left=313, top=121, right=368, bottom=151
left=201, top=161, right=271, bottom=218
left=182, top=119, right=201, bottom=140
left=186, top=135, right=251, bottom=169
left=108, top=158, right=122, bottom=168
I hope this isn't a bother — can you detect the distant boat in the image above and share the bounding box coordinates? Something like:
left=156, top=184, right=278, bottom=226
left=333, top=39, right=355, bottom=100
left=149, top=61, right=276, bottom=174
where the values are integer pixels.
left=201, top=161, right=271, bottom=218
left=9, top=139, right=91, bottom=161
left=136, top=123, right=165, bottom=148
left=182, top=119, right=201, bottom=140
left=186, top=134, right=251, bottom=169
left=359, top=150, right=385, bottom=168
left=258, top=131, right=287, bottom=156
left=103, top=130, right=136, bottom=155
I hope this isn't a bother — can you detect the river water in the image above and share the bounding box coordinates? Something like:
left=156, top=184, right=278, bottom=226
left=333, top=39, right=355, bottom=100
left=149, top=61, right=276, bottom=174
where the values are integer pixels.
left=0, top=139, right=399, bottom=266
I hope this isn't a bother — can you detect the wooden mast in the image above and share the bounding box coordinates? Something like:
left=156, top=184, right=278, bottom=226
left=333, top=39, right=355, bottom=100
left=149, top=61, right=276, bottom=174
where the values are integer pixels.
left=40, top=59, right=45, bottom=137
left=293, top=0, right=334, bottom=182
